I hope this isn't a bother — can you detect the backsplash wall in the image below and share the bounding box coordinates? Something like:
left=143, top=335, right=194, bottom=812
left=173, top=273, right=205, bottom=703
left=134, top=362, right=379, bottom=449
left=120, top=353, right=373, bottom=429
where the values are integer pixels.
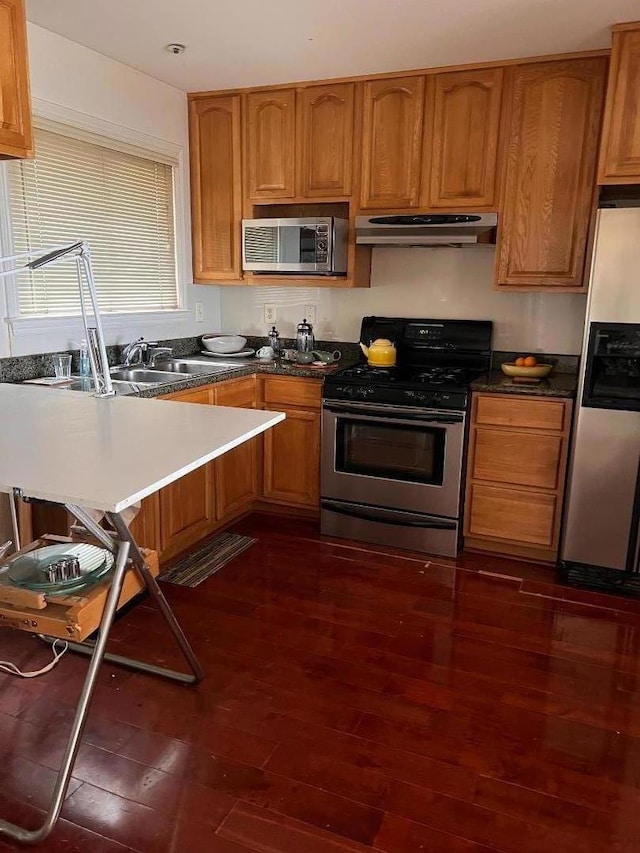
left=219, top=248, right=588, bottom=354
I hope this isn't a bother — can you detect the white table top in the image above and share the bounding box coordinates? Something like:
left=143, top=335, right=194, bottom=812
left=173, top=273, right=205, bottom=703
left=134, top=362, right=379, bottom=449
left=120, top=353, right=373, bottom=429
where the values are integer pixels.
left=0, top=384, right=285, bottom=513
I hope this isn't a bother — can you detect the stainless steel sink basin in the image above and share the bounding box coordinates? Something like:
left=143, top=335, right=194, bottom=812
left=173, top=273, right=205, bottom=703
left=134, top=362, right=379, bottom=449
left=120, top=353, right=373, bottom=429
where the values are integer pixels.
left=110, top=368, right=179, bottom=384
left=153, top=360, right=242, bottom=375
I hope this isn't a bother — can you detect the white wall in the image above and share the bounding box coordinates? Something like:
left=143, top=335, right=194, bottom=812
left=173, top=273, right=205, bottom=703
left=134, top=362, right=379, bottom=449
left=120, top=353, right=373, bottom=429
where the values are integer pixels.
left=0, top=24, right=220, bottom=358
left=219, top=247, right=587, bottom=353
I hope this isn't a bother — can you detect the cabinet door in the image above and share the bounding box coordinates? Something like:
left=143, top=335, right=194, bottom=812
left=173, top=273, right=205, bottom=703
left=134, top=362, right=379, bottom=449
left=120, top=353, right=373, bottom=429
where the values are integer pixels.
left=247, top=89, right=296, bottom=199
left=598, top=25, right=640, bottom=184
left=471, top=428, right=563, bottom=490
left=158, top=387, right=216, bottom=556
left=298, top=82, right=354, bottom=197
left=128, top=493, right=160, bottom=553
left=159, top=464, right=215, bottom=555
left=189, top=94, right=242, bottom=282
left=425, top=67, right=503, bottom=209
left=263, top=408, right=320, bottom=508
left=496, top=58, right=606, bottom=289
left=360, top=75, right=425, bottom=209
left=466, top=483, right=557, bottom=548
left=0, top=0, right=32, bottom=159
left=214, top=376, right=259, bottom=520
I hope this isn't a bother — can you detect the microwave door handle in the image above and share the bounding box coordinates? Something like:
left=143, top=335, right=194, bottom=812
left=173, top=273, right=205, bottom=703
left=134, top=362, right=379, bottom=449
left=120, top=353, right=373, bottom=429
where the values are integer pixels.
left=321, top=500, right=457, bottom=530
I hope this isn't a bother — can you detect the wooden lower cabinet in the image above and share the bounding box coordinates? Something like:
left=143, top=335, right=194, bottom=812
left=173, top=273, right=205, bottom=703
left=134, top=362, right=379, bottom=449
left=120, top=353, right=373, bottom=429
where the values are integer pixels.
left=213, top=376, right=259, bottom=521
left=260, top=375, right=322, bottom=510
left=159, top=463, right=215, bottom=559
left=466, top=484, right=558, bottom=549
left=127, top=374, right=321, bottom=561
left=156, top=385, right=216, bottom=559
left=128, top=493, right=160, bottom=553
left=464, top=392, right=572, bottom=563
left=262, top=407, right=321, bottom=508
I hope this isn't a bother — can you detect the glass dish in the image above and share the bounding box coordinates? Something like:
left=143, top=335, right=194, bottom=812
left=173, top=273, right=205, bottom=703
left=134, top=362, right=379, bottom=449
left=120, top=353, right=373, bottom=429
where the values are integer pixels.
left=5, top=543, right=115, bottom=593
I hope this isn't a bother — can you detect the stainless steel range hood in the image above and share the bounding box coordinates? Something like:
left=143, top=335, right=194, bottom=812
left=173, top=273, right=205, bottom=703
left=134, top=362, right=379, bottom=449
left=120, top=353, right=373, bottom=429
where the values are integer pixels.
left=355, top=213, right=497, bottom=247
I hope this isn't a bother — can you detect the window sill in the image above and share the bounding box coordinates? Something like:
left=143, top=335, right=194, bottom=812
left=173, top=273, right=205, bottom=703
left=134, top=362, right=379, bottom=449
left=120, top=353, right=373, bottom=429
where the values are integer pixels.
left=6, top=309, right=193, bottom=347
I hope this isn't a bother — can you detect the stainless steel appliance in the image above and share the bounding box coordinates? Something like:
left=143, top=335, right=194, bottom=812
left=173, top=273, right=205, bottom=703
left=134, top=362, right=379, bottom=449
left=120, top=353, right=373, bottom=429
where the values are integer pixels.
left=321, top=317, right=492, bottom=557
left=561, top=201, right=640, bottom=590
left=355, top=213, right=497, bottom=247
left=242, top=216, right=348, bottom=274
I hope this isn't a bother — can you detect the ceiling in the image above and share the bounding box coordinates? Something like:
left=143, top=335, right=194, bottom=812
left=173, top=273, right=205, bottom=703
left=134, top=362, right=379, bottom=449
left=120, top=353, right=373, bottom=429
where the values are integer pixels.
left=26, top=0, right=640, bottom=92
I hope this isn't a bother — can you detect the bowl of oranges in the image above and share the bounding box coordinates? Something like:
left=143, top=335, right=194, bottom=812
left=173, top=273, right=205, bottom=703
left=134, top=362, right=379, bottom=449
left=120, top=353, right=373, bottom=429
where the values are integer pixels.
left=501, top=355, right=553, bottom=379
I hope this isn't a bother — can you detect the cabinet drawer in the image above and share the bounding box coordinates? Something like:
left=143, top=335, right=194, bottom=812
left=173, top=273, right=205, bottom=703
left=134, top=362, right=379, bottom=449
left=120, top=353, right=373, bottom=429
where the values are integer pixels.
left=262, top=376, right=322, bottom=409
left=466, top=484, right=557, bottom=547
left=162, top=386, right=213, bottom=404
left=475, top=395, right=567, bottom=431
left=214, top=375, right=256, bottom=408
left=472, top=428, right=563, bottom=489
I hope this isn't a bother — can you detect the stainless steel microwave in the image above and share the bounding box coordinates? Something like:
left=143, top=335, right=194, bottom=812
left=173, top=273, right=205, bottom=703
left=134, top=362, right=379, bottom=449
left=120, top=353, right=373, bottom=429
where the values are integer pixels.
left=242, top=217, right=348, bottom=274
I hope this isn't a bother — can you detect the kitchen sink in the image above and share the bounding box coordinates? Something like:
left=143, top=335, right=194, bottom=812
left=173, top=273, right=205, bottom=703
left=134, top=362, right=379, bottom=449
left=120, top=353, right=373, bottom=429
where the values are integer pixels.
left=110, top=368, right=180, bottom=384
left=153, top=360, right=244, bottom=375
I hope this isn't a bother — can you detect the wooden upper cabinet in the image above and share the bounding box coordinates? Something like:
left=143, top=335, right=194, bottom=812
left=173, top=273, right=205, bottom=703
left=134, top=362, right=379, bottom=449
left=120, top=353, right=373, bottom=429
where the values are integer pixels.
left=0, top=0, right=33, bottom=159
left=247, top=88, right=296, bottom=199
left=298, top=82, right=355, bottom=198
left=360, top=75, right=425, bottom=209
left=424, top=67, right=504, bottom=209
left=189, top=95, right=242, bottom=282
left=598, top=23, right=640, bottom=184
left=496, top=58, right=607, bottom=289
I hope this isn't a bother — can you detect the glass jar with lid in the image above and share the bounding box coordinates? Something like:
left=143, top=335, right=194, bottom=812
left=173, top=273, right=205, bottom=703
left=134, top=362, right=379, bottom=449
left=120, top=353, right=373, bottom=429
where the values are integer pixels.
left=296, top=318, right=315, bottom=352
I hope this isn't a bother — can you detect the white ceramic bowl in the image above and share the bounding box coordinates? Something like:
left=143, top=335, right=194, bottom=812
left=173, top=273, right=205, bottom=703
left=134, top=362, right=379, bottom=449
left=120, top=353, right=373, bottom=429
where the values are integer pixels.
left=202, top=335, right=247, bottom=354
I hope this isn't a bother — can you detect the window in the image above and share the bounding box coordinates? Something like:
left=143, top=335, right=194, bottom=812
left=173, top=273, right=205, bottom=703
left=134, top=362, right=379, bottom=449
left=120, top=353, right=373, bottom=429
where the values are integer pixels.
left=5, top=127, right=179, bottom=317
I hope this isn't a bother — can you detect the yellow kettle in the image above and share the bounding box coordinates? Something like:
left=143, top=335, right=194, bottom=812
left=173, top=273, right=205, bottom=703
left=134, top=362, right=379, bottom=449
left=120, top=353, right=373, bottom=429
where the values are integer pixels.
left=359, top=338, right=397, bottom=367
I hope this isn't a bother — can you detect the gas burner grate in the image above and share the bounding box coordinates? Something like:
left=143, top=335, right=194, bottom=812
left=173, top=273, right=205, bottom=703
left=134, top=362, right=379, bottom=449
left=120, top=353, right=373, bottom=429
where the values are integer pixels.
left=411, top=367, right=468, bottom=385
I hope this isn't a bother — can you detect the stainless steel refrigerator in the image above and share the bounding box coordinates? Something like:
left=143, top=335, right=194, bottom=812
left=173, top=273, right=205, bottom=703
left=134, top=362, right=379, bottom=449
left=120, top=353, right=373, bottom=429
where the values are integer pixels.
left=561, top=201, right=640, bottom=587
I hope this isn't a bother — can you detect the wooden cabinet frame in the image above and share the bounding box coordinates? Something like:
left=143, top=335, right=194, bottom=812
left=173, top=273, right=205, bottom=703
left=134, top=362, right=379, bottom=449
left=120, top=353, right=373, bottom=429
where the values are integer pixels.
left=464, top=393, right=573, bottom=563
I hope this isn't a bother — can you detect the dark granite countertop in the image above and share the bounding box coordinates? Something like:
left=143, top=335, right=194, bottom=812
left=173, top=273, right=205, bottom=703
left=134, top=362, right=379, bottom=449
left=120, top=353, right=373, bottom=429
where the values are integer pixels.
left=471, top=370, right=578, bottom=399
left=133, top=357, right=350, bottom=399
left=15, top=356, right=357, bottom=400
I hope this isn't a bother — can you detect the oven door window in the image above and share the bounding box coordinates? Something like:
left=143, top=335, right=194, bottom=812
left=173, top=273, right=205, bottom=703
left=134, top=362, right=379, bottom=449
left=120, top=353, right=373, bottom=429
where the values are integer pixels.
left=335, top=418, right=446, bottom=485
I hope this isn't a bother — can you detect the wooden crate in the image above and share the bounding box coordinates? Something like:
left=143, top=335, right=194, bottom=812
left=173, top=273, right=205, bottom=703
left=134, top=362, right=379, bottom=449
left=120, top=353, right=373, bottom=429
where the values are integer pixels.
left=0, top=536, right=159, bottom=641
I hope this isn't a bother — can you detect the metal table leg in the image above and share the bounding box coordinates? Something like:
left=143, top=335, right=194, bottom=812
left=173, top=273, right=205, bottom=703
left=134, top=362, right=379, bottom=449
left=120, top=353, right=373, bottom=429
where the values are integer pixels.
left=65, top=506, right=203, bottom=684
left=0, top=506, right=203, bottom=844
left=0, top=539, right=131, bottom=845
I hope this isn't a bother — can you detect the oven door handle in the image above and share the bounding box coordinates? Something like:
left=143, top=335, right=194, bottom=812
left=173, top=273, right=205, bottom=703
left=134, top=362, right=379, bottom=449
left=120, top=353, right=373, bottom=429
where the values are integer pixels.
left=323, top=404, right=464, bottom=425
left=321, top=500, right=458, bottom=530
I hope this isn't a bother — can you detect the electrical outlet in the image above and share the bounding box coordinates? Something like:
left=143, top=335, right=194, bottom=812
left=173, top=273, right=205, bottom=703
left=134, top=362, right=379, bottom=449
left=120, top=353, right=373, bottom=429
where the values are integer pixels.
left=304, top=304, right=317, bottom=326
left=195, top=302, right=204, bottom=322
left=264, top=304, right=277, bottom=324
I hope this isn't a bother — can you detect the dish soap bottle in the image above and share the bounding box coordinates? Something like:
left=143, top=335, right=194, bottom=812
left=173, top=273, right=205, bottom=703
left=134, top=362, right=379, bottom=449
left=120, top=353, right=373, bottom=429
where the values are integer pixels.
left=267, top=325, right=282, bottom=357
left=79, top=339, right=90, bottom=378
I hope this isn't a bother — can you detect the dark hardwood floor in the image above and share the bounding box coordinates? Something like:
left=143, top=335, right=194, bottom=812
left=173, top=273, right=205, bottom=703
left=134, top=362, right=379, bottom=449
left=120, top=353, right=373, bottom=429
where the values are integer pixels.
left=1, top=513, right=640, bottom=851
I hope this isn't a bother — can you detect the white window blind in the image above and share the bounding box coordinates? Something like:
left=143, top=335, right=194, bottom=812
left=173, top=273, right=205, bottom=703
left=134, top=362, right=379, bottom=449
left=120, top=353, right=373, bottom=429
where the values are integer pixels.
left=7, top=128, right=179, bottom=316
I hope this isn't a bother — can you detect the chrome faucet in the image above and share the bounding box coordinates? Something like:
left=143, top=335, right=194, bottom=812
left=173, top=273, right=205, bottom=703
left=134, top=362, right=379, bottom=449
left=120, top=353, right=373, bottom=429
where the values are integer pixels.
left=122, top=337, right=148, bottom=366
left=148, top=346, right=173, bottom=367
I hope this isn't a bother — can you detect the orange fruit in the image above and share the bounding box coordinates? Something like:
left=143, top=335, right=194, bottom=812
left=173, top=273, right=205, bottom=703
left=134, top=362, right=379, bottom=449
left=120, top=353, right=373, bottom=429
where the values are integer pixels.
left=524, top=355, right=537, bottom=367
left=515, top=357, right=525, bottom=367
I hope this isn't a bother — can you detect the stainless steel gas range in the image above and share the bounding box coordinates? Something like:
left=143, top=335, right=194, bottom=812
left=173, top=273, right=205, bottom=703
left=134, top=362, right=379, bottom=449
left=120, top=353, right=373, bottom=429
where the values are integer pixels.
left=321, top=317, right=492, bottom=557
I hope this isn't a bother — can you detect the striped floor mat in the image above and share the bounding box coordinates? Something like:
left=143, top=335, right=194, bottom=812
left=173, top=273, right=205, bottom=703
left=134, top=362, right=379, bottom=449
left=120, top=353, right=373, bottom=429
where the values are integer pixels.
left=158, top=532, right=256, bottom=587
